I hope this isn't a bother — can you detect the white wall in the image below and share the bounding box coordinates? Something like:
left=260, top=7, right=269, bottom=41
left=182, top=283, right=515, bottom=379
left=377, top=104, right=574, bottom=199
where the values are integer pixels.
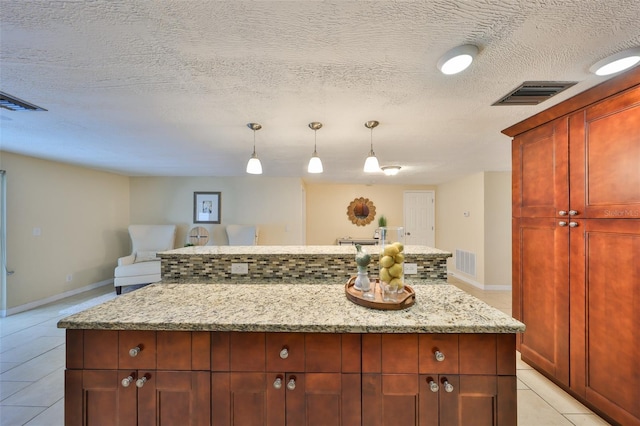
left=129, top=176, right=305, bottom=246
left=436, top=171, right=511, bottom=289
left=1, top=152, right=130, bottom=312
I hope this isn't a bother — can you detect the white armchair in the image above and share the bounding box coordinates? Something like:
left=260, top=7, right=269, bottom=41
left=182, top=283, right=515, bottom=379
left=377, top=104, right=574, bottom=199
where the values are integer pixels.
left=226, top=225, right=259, bottom=245
left=114, top=225, right=177, bottom=294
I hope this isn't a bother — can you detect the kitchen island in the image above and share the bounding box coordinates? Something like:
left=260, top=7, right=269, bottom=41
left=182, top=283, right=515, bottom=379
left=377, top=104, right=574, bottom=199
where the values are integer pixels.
left=59, top=282, right=524, bottom=425
left=159, top=245, right=452, bottom=283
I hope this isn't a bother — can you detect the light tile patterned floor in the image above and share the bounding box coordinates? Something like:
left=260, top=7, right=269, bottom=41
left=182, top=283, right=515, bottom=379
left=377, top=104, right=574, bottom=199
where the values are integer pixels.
left=0, top=280, right=612, bottom=425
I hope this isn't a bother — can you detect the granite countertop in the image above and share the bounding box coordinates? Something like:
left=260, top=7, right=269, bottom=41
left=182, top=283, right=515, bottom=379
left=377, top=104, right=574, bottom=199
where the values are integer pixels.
left=58, top=283, right=524, bottom=334
left=161, top=245, right=452, bottom=257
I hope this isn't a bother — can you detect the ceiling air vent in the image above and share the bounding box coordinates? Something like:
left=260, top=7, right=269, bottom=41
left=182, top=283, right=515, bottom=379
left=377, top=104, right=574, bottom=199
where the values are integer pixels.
left=492, top=81, right=577, bottom=106
left=0, top=91, right=47, bottom=111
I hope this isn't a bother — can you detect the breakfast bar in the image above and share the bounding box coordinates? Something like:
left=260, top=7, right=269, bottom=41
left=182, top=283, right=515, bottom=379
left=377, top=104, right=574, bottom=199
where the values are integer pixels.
left=59, top=282, right=524, bottom=425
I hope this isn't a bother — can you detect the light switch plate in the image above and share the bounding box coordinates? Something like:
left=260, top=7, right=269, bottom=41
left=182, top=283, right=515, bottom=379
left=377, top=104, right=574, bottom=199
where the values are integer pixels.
left=231, top=263, right=248, bottom=274
left=404, top=263, right=418, bottom=274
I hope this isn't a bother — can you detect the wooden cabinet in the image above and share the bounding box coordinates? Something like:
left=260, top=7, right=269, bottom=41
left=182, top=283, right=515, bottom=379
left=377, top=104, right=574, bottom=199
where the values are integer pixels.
left=65, top=330, right=211, bottom=426
left=361, top=334, right=516, bottom=426
left=211, top=332, right=362, bottom=426
left=508, top=68, right=640, bottom=426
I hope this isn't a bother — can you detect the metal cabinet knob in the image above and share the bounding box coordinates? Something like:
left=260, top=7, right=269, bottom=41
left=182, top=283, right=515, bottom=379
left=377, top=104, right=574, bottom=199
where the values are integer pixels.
left=434, top=350, right=445, bottom=362
left=273, top=377, right=282, bottom=389
left=559, top=221, right=568, bottom=227
left=569, top=222, right=578, bottom=227
left=287, top=378, right=296, bottom=391
left=136, top=375, right=148, bottom=388
left=129, top=346, right=141, bottom=357
left=569, top=210, right=578, bottom=216
left=428, top=379, right=439, bottom=393
left=558, top=210, right=568, bottom=216
left=121, top=375, right=134, bottom=387
left=280, top=348, right=289, bottom=359
left=443, top=380, right=454, bottom=393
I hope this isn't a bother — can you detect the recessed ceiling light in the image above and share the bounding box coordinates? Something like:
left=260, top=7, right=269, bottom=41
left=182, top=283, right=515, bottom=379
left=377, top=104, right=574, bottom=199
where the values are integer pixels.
left=437, top=44, right=479, bottom=75
left=381, top=166, right=401, bottom=176
left=589, top=47, right=640, bottom=76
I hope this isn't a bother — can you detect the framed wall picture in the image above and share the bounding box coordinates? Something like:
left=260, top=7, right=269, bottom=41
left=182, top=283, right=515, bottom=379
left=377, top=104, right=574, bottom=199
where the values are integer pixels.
left=193, top=192, right=221, bottom=224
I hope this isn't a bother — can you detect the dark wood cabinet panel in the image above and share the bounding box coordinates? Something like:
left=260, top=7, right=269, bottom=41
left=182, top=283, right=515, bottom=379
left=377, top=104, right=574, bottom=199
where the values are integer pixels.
left=513, top=217, right=570, bottom=384
left=509, top=69, right=640, bottom=426
left=569, top=86, right=640, bottom=219
left=569, top=220, right=640, bottom=425
left=512, top=117, right=568, bottom=218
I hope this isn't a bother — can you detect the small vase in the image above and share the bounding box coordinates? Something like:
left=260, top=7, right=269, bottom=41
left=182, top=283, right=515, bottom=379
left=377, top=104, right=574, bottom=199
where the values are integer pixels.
left=379, top=227, right=405, bottom=302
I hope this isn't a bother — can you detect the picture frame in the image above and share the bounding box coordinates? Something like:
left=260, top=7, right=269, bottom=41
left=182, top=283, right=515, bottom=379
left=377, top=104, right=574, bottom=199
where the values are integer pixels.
left=193, top=192, right=221, bottom=224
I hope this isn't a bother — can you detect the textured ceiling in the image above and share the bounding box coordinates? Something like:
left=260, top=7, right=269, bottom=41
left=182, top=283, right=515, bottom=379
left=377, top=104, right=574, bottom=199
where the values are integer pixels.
left=1, top=0, right=639, bottom=184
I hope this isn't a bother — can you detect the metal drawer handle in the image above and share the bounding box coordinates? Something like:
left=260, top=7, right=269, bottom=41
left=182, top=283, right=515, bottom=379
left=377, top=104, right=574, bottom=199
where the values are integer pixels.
left=569, top=221, right=578, bottom=227
left=558, top=210, right=568, bottom=216
left=559, top=221, right=568, bottom=227
left=129, top=346, right=141, bottom=357
left=136, top=374, right=149, bottom=388
left=434, top=350, right=445, bottom=362
left=280, top=348, right=289, bottom=359
left=569, top=210, right=578, bottom=216
left=428, top=379, right=439, bottom=393
left=273, top=377, right=282, bottom=389
left=443, top=380, right=454, bottom=393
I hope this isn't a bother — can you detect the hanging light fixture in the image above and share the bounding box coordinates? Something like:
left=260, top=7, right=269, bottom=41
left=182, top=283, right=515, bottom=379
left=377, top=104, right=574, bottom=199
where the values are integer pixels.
left=246, top=123, right=263, bottom=175
left=307, top=122, right=323, bottom=174
left=363, top=120, right=381, bottom=173
left=381, top=165, right=401, bottom=176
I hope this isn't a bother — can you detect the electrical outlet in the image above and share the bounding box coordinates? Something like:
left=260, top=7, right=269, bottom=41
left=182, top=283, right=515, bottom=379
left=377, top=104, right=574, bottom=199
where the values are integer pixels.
left=231, top=263, right=248, bottom=274
left=404, top=263, right=418, bottom=275
left=66, top=274, right=73, bottom=282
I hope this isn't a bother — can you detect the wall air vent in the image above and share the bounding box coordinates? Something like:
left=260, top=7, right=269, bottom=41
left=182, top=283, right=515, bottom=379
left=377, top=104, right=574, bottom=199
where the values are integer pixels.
left=0, top=91, right=47, bottom=111
left=492, top=81, right=577, bottom=106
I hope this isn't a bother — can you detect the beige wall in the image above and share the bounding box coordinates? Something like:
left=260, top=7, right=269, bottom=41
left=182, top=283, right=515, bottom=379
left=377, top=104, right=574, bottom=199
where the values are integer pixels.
left=1, top=152, right=130, bottom=311
left=129, top=176, right=305, bottom=246
left=484, top=172, right=512, bottom=286
left=436, top=171, right=511, bottom=289
left=305, top=183, right=436, bottom=245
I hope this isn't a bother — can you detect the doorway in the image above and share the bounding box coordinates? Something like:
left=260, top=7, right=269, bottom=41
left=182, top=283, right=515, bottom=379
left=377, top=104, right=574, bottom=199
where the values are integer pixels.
left=403, top=190, right=435, bottom=246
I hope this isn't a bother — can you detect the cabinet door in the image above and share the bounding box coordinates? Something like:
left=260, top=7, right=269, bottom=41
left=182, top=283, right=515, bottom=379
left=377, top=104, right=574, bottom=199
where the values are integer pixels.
left=569, top=219, right=640, bottom=425
left=212, top=372, right=285, bottom=426
left=136, top=371, right=210, bottom=426
left=569, top=86, right=640, bottom=219
left=362, top=374, right=420, bottom=426
left=285, top=373, right=361, bottom=426
left=65, top=369, right=137, bottom=426
left=513, top=217, right=570, bottom=384
left=435, top=375, right=516, bottom=426
left=512, top=117, right=569, bottom=218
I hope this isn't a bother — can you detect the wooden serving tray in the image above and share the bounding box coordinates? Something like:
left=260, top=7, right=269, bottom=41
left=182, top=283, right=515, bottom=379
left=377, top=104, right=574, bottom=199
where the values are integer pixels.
left=345, top=276, right=415, bottom=310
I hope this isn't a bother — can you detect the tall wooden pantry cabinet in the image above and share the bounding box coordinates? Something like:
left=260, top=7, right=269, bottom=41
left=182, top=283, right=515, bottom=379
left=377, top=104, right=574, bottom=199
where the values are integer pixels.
left=504, top=67, right=640, bottom=426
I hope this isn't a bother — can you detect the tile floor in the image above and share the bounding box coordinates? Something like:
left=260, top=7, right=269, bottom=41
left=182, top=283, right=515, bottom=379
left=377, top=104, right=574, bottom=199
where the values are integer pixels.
left=0, top=280, right=612, bottom=425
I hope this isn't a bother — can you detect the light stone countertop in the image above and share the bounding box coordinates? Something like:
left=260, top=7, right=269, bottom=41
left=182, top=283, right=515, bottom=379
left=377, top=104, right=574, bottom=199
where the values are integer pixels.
left=57, top=283, right=524, bottom=334
left=161, top=245, right=451, bottom=257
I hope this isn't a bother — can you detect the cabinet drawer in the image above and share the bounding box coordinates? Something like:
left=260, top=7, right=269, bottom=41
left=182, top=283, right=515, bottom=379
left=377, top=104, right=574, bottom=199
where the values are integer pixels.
left=266, top=333, right=304, bottom=372
left=419, top=334, right=459, bottom=374
left=119, top=330, right=157, bottom=369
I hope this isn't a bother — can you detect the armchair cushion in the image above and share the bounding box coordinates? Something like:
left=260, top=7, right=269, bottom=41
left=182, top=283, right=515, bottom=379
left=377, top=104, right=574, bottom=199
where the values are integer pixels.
left=226, top=225, right=258, bottom=245
left=134, top=251, right=159, bottom=263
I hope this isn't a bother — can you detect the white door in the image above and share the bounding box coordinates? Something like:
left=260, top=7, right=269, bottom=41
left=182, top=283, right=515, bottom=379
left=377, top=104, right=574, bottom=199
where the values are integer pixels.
left=403, top=191, right=435, bottom=246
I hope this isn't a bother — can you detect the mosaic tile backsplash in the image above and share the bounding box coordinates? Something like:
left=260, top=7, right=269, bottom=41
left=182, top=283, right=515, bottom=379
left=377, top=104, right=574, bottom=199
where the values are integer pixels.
left=160, top=246, right=451, bottom=283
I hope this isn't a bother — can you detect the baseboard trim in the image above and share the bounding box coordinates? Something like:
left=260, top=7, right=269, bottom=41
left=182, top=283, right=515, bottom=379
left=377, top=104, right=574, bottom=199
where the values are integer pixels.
left=448, top=271, right=511, bottom=291
left=0, top=279, right=114, bottom=317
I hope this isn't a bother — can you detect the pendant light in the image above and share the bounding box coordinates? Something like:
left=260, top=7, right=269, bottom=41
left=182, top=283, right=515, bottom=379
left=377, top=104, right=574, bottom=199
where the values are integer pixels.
left=363, top=120, right=381, bottom=173
left=246, top=123, right=263, bottom=175
left=307, top=122, right=323, bottom=173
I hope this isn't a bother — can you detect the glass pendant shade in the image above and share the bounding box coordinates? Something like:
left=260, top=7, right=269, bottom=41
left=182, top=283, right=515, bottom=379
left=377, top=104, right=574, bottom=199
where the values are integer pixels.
left=308, top=152, right=323, bottom=173
left=246, top=152, right=262, bottom=174
left=364, top=152, right=380, bottom=172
